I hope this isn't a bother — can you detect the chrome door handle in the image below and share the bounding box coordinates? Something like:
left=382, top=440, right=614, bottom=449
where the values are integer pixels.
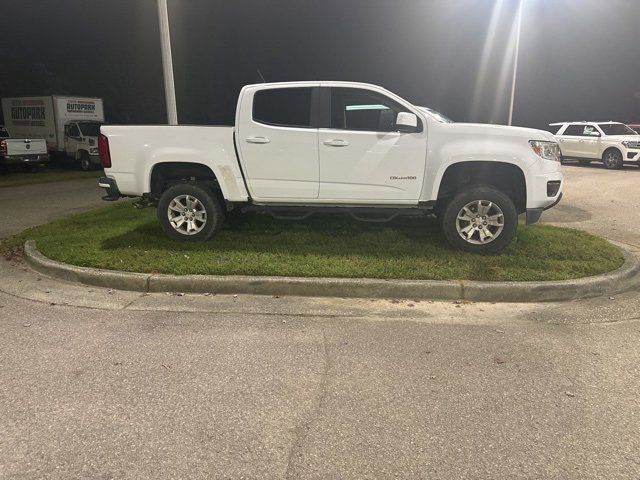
left=246, top=136, right=270, bottom=144
left=323, top=139, right=349, bottom=147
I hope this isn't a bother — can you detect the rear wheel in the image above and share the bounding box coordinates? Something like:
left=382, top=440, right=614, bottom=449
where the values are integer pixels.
left=441, top=187, right=518, bottom=254
left=602, top=149, right=623, bottom=169
left=157, top=183, right=225, bottom=242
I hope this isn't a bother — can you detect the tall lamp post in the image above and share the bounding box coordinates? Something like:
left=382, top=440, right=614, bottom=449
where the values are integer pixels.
left=507, top=0, right=524, bottom=126
left=158, top=0, right=178, bottom=125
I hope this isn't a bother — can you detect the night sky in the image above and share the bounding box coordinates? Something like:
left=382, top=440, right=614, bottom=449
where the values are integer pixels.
left=2, top=0, right=640, bottom=130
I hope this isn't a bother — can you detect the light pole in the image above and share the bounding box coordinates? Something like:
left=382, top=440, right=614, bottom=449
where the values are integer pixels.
left=158, top=0, right=178, bottom=125
left=507, top=0, right=524, bottom=126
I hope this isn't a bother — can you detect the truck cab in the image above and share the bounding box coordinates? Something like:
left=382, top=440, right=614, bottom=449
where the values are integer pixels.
left=99, top=81, right=563, bottom=254
left=64, top=121, right=102, bottom=171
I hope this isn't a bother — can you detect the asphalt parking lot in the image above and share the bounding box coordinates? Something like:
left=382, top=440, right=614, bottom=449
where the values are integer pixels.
left=0, top=177, right=104, bottom=238
left=1, top=165, right=639, bottom=479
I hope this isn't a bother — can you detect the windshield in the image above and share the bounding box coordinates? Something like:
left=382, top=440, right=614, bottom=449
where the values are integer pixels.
left=598, top=123, right=637, bottom=136
left=418, top=107, right=454, bottom=123
left=77, top=122, right=102, bottom=136
left=0, top=128, right=9, bottom=138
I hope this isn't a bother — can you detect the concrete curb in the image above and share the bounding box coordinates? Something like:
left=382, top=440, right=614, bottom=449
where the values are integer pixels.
left=23, top=240, right=640, bottom=303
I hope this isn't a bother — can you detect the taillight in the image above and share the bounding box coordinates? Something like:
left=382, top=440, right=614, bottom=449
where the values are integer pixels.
left=98, top=134, right=111, bottom=168
left=0, top=140, right=6, bottom=155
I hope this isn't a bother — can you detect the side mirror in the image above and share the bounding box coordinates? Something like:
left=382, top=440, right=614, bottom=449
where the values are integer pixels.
left=396, top=112, right=418, bottom=133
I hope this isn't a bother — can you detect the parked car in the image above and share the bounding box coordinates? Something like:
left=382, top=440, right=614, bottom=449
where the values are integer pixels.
left=98, top=81, right=563, bottom=254
left=0, top=125, right=48, bottom=170
left=628, top=124, right=640, bottom=134
left=551, top=121, right=640, bottom=169
left=1, top=96, right=105, bottom=171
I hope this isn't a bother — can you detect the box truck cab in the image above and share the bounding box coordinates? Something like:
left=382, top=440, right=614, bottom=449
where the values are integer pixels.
left=1, top=95, right=105, bottom=170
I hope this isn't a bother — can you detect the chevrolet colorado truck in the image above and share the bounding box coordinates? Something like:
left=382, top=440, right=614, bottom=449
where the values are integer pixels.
left=98, top=81, right=563, bottom=254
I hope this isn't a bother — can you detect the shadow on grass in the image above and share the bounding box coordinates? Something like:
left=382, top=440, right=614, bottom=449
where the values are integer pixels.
left=99, top=212, right=454, bottom=259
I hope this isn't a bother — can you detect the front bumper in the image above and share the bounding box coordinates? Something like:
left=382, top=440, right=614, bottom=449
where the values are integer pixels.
left=89, top=152, right=101, bottom=165
left=0, top=154, right=49, bottom=166
left=98, top=176, right=122, bottom=201
left=526, top=192, right=563, bottom=225
left=625, top=149, right=640, bottom=161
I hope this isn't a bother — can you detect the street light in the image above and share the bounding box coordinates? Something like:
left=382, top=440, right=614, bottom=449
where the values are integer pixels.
left=158, top=0, right=178, bottom=125
left=507, top=0, right=524, bottom=126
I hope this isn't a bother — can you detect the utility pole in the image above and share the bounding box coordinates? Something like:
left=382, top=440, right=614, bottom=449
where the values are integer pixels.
left=507, top=0, right=523, bottom=126
left=157, top=0, right=178, bottom=125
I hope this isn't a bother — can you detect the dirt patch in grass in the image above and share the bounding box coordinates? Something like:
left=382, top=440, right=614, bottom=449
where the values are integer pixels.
left=2, top=202, right=625, bottom=282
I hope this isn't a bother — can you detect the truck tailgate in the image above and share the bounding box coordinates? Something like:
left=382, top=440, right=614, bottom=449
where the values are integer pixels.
left=3, top=138, right=48, bottom=156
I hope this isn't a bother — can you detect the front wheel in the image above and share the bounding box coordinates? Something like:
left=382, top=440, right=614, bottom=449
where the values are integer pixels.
left=602, top=149, right=623, bottom=170
left=157, top=183, right=225, bottom=242
left=79, top=151, right=92, bottom=171
left=441, top=187, right=518, bottom=255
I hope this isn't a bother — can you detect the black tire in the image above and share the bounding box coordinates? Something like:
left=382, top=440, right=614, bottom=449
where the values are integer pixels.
left=602, top=149, right=623, bottom=170
left=157, top=182, right=225, bottom=242
left=79, top=151, right=92, bottom=171
left=441, top=186, right=518, bottom=255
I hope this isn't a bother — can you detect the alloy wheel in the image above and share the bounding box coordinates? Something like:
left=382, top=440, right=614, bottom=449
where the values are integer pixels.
left=167, top=194, right=207, bottom=235
left=455, top=200, right=505, bottom=245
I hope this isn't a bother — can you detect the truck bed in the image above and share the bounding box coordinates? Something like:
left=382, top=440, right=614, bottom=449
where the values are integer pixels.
left=100, top=125, right=248, bottom=201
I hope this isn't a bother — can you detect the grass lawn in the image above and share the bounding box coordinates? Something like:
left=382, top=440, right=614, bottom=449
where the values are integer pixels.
left=2, top=202, right=625, bottom=282
left=0, top=166, right=101, bottom=188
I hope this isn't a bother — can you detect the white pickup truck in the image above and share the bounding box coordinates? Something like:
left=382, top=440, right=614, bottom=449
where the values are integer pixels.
left=0, top=126, right=48, bottom=169
left=98, top=81, right=563, bottom=254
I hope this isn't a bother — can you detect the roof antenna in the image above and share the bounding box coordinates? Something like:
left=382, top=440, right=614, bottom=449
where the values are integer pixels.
left=257, top=68, right=266, bottom=83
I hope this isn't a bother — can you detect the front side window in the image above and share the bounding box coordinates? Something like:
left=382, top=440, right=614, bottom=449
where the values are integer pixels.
left=252, top=87, right=313, bottom=128
left=67, top=124, right=80, bottom=137
left=582, top=125, right=600, bottom=136
left=598, top=123, right=637, bottom=136
left=330, top=88, right=418, bottom=132
left=78, top=122, right=101, bottom=136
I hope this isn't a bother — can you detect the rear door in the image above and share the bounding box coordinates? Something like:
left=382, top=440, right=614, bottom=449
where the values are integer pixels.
left=236, top=85, right=319, bottom=199
left=557, top=124, right=584, bottom=158
left=317, top=86, right=427, bottom=201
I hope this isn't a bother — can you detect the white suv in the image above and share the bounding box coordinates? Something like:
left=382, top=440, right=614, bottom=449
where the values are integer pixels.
left=551, top=122, right=640, bottom=169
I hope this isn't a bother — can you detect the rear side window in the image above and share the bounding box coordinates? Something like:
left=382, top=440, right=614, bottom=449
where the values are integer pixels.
left=252, top=88, right=313, bottom=128
left=563, top=124, right=584, bottom=136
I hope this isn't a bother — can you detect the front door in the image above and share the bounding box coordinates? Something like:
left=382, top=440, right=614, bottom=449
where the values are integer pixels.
left=580, top=124, right=601, bottom=158
left=318, top=87, right=427, bottom=202
left=237, top=86, right=319, bottom=200
left=64, top=122, right=81, bottom=157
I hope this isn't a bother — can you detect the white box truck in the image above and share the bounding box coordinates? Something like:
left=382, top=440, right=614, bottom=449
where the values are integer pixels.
left=1, top=96, right=105, bottom=170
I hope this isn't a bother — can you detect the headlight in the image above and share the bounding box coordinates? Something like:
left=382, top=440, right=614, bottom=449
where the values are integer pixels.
left=529, top=140, right=561, bottom=162
left=89, top=138, right=96, bottom=146
left=622, top=141, right=640, bottom=148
